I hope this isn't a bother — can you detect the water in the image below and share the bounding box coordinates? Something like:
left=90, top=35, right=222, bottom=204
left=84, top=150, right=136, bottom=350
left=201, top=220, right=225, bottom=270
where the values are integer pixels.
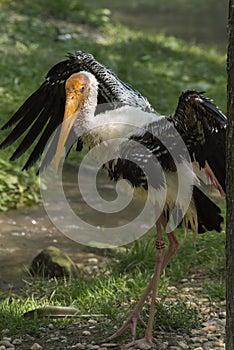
left=87, top=0, right=227, bottom=51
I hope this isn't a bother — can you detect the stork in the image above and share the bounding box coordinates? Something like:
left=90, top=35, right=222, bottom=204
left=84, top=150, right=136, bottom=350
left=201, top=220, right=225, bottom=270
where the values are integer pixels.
left=51, top=71, right=225, bottom=347
left=0, top=53, right=226, bottom=347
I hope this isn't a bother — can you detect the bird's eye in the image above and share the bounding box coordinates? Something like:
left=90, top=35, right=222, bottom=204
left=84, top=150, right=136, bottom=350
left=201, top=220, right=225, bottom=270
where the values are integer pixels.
left=80, top=86, right=85, bottom=93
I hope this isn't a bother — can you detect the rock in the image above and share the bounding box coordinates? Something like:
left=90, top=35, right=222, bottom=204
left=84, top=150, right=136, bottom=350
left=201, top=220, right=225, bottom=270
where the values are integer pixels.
left=73, top=344, right=85, bottom=349
left=137, top=342, right=152, bottom=350
left=88, top=319, right=98, bottom=325
left=0, top=340, right=13, bottom=347
left=203, top=342, right=216, bottom=350
left=29, top=246, right=79, bottom=278
left=1, top=337, right=12, bottom=342
left=201, top=325, right=217, bottom=333
left=177, top=341, right=189, bottom=349
left=30, top=344, right=43, bottom=350
left=82, top=330, right=91, bottom=336
left=12, top=338, right=22, bottom=345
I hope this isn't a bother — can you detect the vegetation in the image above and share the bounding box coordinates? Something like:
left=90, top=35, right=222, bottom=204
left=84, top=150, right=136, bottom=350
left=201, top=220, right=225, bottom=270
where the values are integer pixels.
left=0, top=224, right=224, bottom=338
left=0, top=0, right=226, bottom=343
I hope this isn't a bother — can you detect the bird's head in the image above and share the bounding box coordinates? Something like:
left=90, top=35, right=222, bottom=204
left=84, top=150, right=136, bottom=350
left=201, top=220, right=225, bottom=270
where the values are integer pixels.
left=54, top=71, right=98, bottom=173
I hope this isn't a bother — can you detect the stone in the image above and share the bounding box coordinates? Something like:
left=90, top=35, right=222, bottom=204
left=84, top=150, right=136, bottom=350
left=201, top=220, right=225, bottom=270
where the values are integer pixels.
left=29, top=245, right=79, bottom=278
left=30, top=344, right=43, bottom=350
left=202, top=325, right=217, bottom=333
left=73, top=343, right=85, bottom=349
left=137, top=342, right=152, bottom=350
left=177, top=341, right=189, bottom=349
left=0, top=340, right=13, bottom=347
left=2, top=337, right=12, bottom=342
left=82, top=330, right=91, bottom=336
left=12, top=339, right=22, bottom=345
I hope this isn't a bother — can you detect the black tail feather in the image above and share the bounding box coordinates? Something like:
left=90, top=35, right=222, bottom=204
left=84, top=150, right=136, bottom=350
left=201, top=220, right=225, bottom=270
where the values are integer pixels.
left=193, top=186, right=223, bottom=233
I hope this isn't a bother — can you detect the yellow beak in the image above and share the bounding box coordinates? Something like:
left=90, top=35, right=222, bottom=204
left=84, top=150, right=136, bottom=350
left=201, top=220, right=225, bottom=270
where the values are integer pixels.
left=54, top=74, right=86, bottom=173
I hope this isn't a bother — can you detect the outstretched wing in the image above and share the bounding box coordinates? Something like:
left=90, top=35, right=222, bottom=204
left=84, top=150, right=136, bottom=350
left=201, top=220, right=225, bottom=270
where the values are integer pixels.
left=0, top=51, right=154, bottom=170
left=172, top=90, right=226, bottom=195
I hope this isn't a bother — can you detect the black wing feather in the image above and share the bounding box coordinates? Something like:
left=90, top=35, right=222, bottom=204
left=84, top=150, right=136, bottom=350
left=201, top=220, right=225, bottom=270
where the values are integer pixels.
left=1, top=84, right=48, bottom=130
left=1, top=51, right=153, bottom=170
left=173, top=90, right=226, bottom=194
left=22, top=83, right=66, bottom=170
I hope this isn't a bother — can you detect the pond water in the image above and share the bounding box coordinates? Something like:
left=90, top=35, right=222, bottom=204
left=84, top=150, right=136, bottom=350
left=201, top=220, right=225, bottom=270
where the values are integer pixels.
left=87, top=0, right=227, bottom=51
left=0, top=1, right=227, bottom=288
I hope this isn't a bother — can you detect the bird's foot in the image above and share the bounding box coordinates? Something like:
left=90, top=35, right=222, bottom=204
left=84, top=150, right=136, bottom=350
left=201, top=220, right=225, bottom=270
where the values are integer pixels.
left=103, top=313, right=147, bottom=343
left=120, top=336, right=160, bottom=349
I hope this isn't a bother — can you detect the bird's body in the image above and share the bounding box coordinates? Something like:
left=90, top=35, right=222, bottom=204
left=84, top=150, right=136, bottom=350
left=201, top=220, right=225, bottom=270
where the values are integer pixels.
left=56, top=71, right=224, bottom=238
left=0, top=53, right=226, bottom=348
left=51, top=71, right=225, bottom=346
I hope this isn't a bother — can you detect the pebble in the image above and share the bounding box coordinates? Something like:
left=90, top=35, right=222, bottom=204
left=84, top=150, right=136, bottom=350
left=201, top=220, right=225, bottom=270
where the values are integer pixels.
left=202, top=325, right=217, bottom=332
left=0, top=340, right=13, bottom=348
left=177, top=341, right=189, bottom=349
left=12, top=339, right=22, bottom=345
left=25, top=334, right=35, bottom=341
left=30, top=343, right=43, bottom=350
left=1, top=338, right=12, bottom=343
left=137, top=342, right=152, bottom=350
left=87, top=258, right=99, bottom=264
left=73, top=344, right=85, bottom=349
left=88, top=319, right=98, bottom=325
left=0, top=346, right=6, bottom=350
left=82, top=330, right=91, bottom=336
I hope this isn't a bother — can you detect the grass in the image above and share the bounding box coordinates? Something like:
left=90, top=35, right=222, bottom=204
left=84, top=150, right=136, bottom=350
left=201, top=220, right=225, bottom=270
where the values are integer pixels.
left=0, top=267, right=199, bottom=338
left=0, top=222, right=225, bottom=338
left=0, top=0, right=226, bottom=342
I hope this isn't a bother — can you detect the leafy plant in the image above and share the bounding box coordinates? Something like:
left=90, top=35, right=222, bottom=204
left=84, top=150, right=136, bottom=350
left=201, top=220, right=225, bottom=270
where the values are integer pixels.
left=0, top=159, right=40, bottom=211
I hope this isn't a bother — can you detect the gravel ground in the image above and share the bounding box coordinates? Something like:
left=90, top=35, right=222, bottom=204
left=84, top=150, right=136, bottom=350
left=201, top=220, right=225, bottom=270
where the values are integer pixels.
left=0, top=282, right=225, bottom=350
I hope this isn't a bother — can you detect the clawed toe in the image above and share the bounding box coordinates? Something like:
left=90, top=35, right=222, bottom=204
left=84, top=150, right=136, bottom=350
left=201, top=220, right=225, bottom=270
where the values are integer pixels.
left=120, top=336, right=160, bottom=349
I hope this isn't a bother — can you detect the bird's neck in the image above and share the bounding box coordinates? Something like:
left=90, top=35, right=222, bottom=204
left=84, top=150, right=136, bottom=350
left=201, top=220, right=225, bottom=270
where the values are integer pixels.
left=73, top=85, right=101, bottom=145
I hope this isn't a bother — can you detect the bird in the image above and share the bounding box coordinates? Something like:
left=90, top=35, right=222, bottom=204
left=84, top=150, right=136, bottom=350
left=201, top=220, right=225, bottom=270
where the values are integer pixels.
left=0, top=53, right=226, bottom=347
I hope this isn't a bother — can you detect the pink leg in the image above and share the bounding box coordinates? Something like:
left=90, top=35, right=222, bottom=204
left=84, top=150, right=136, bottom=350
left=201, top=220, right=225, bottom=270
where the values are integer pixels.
left=204, top=162, right=225, bottom=197
left=105, top=280, right=150, bottom=342
left=105, top=216, right=165, bottom=346
left=105, top=216, right=180, bottom=347
left=143, top=229, right=165, bottom=345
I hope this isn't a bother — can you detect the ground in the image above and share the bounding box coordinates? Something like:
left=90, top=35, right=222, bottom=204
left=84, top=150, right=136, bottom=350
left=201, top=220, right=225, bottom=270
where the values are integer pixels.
left=1, top=272, right=225, bottom=350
